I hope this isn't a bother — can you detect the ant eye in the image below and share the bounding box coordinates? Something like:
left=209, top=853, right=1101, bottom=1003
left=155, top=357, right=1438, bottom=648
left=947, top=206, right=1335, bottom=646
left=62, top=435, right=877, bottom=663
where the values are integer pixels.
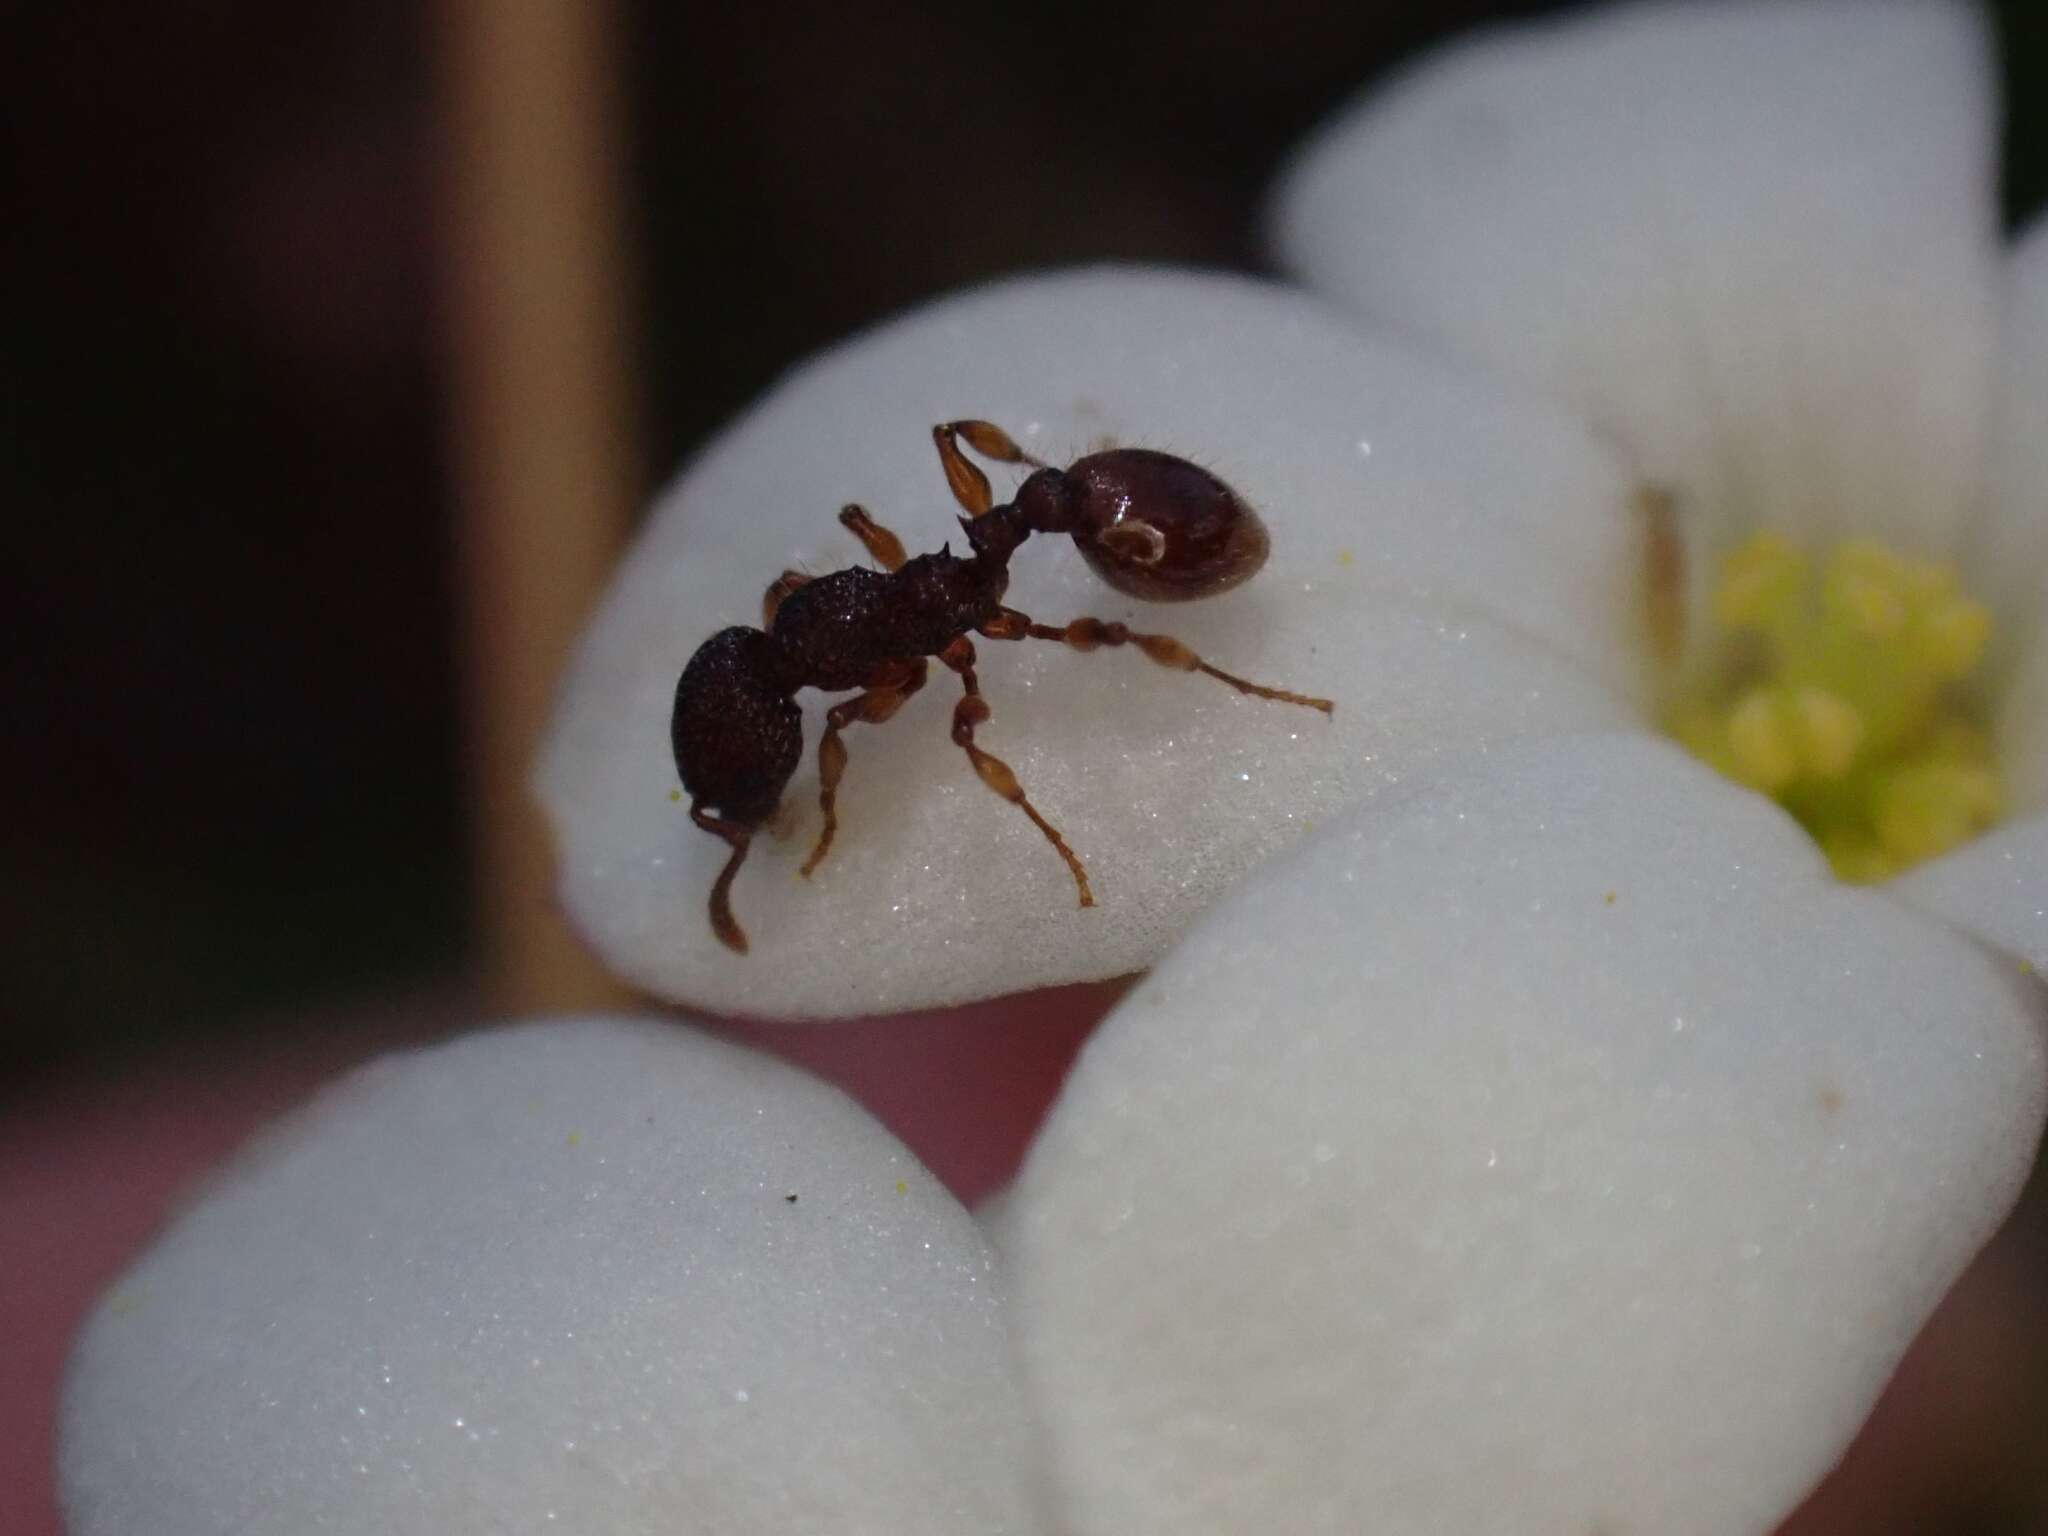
left=1067, top=449, right=1270, bottom=601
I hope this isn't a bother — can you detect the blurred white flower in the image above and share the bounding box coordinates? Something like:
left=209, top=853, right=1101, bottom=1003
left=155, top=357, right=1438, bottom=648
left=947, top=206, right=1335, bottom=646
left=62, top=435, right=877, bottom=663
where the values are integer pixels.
left=62, top=1021, right=1047, bottom=1536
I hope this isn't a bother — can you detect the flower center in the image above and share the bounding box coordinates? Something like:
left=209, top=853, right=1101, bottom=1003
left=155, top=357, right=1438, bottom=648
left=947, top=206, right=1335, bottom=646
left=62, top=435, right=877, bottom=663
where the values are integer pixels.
left=1661, top=533, right=2002, bottom=882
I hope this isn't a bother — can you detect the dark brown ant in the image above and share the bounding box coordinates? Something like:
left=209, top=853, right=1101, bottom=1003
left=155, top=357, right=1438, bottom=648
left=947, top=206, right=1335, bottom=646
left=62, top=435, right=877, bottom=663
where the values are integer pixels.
left=671, top=419, right=1333, bottom=953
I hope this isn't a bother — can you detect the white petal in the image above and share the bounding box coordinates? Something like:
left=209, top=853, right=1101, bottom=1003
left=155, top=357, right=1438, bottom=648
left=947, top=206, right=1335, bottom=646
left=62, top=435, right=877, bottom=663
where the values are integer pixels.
left=1008, top=735, right=2044, bottom=1536
left=1274, top=0, right=2000, bottom=555
left=1967, top=216, right=2048, bottom=651
left=538, top=269, right=1641, bottom=1017
left=61, top=1021, right=1045, bottom=1536
left=1890, top=815, right=2048, bottom=976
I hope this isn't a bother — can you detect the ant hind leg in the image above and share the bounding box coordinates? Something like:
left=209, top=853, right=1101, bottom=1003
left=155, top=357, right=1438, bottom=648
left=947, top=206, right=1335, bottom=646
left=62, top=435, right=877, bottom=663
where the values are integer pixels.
left=981, top=606, right=1333, bottom=714
left=802, top=659, right=927, bottom=877
left=937, top=635, right=1094, bottom=907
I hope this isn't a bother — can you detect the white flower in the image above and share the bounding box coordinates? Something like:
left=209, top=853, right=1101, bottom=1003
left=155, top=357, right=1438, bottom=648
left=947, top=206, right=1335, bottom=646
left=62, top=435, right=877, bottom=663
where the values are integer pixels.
left=1273, top=0, right=2048, bottom=954
left=60, top=4, right=2048, bottom=1535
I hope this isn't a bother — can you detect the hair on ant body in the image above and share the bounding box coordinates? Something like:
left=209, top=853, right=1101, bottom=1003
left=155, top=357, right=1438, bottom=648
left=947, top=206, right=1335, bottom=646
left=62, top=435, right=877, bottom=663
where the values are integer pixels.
left=671, top=420, right=1333, bottom=953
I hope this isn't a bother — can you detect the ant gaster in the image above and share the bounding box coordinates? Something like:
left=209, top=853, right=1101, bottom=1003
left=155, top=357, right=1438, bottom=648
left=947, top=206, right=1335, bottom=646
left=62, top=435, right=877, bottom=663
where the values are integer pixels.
left=671, top=420, right=1334, bottom=953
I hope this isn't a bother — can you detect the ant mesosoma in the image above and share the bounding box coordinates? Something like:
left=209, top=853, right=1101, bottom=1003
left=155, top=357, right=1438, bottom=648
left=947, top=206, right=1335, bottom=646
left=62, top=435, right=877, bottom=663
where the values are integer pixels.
left=671, top=419, right=1334, bottom=953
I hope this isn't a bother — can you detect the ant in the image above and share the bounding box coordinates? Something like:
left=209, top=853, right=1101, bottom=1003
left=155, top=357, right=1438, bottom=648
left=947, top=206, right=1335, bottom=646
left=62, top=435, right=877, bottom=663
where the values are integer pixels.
left=671, top=419, right=1334, bottom=953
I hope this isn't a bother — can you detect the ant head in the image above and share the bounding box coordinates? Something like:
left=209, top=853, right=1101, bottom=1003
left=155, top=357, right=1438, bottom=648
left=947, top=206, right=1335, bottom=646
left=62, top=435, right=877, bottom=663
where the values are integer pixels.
left=1064, top=448, right=1270, bottom=601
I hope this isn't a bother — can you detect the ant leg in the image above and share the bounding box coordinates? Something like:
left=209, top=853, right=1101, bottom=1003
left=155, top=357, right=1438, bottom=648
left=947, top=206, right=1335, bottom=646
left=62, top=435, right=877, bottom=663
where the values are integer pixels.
left=839, top=504, right=907, bottom=572
left=937, top=635, right=1094, bottom=907
left=941, top=419, right=1047, bottom=468
left=931, top=425, right=993, bottom=517
left=690, top=802, right=755, bottom=954
left=802, top=658, right=927, bottom=877
left=931, top=420, right=1049, bottom=519
left=981, top=607, right=1334, bottom=714
left=763, top=570, right=811, bottom=628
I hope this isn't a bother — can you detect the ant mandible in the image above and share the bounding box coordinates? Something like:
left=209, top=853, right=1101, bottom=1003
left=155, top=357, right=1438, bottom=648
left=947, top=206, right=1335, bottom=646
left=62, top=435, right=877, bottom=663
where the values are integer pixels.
left=670, top=420, right=1334, bottom=953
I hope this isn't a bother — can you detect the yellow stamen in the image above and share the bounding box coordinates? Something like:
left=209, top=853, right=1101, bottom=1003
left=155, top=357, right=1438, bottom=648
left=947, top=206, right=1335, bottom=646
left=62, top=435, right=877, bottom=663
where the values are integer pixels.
left=1714, top=531, right=1805, bottom=630
left=1918, top=596, right=1990, bottom=679
left=1661, top=531, right=2004, bottom=882
left=1726, top=689, right=1797, bottom=793
left=1790, top=688, right=1863, bottom=780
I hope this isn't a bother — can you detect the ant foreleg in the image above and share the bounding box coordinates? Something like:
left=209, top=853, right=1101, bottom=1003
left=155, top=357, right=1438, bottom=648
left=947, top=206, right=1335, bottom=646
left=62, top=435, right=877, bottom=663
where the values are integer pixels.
left=931, top=419, right=1048, bottom=519
left=763, top=570, right=812, bottom=628
left=801, top=658, right=927, bottom=878
left=931, top=424, right=994, bottom=517
left=690, top=802, right=756, bottom=955
left=941, top=419, right=1046, bottom=469
left=838, top=504, right=907, bottom=572
left=937, top=635, right=1094, bottom=907
left=980, top=607, right=1334, bottom=714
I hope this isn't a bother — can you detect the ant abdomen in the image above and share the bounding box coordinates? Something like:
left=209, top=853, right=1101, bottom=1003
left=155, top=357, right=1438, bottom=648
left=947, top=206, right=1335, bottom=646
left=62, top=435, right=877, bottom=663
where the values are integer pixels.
left=1065, top=448, right=1271, bottom=602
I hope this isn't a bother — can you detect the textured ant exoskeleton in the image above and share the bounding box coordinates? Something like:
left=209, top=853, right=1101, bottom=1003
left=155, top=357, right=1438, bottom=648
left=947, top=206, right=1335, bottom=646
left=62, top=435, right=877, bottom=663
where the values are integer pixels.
left=671, top=420, right=1333, bottom=953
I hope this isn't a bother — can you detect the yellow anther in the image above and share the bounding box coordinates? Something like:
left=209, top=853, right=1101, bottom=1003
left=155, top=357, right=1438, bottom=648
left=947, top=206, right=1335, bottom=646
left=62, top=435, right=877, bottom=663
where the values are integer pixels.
left=1790, top=687, right=1864, bottom=780
left=1874, top=765, right=2002, bottom=866
left=1898, top=556, right=1958, bottom=606
left=1665, top=529, right=2004, bottom=882
left=1916, top=595, right=1990, bottom=679
left=1926, top=718, right=1994, bottom=766
left=1726, top=689, right=1798, bottom=792
left=1714, top=532, right=1805, bottom=629
left=1833, top=570, right=1907, bottom=637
